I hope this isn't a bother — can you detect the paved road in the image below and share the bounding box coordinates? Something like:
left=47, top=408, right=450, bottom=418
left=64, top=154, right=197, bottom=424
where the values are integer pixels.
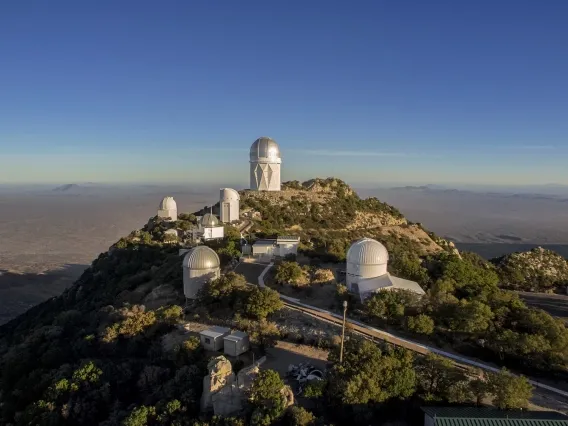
left=238, top=261, right=568, bottom=413
left=517, top=291, right=568, bottom=319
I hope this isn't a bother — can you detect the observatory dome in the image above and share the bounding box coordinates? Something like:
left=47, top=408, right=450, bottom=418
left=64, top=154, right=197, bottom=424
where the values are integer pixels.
left=220, top=188, right=240, bottom=202
left=347, top=238, right=389, bottom=266
left=183, top=246, right=220, bottom=270
left=250, top=137, right=281, bottom=161
left=159, top=196, right=177, bottom=210
left=346, top=238, right=389, bottom=284
left=201, top=213, right=220, bottom=227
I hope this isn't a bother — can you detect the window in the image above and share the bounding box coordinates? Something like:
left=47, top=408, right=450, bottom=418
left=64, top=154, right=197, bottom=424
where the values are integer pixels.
left=205, top=338, right=211, bottom=344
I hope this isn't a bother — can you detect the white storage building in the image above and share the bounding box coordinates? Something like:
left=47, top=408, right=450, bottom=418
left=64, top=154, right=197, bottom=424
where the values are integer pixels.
left=199, top=326, right=231, bottom=351
left=223, top=331, right=250, bottom=357
left=346, top=238, right=425, bottom=302
left=220, top=188, right=240, bottom=223
left=182, top=246, right=221, bottom=299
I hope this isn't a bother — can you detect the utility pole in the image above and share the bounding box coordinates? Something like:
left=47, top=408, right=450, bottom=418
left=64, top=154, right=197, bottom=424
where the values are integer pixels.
left=339, top=300, right=348, bottom=364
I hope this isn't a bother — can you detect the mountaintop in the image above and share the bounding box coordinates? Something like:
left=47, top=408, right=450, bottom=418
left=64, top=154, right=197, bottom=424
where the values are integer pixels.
left=492, top=247, right=568, bottom=292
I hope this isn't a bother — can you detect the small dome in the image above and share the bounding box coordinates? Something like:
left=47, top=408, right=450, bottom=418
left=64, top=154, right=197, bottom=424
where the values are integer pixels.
left=183, top=246, right=220, bottom=270
left=250, top=137, right=281, bottom=161
left=220, top=188, right=240, bottom=202
left=159, top=196, right=177, bottom=210
left=347, top=238, right=389, bottom=266
left=201, top=213, right=220, bottom=227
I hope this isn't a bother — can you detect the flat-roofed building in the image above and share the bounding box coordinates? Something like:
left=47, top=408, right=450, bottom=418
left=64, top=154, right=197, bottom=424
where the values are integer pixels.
left=223, top=331, right=250, bottom=357
left=199, top=326, right=231, bottom=351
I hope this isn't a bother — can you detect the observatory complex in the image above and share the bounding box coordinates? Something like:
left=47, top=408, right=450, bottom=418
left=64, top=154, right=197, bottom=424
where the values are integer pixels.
left=346, top=238, right=425, bottom=302
left=182, top=245, right=221, bottom=299
left=157, top=196, right=178, bottom=221
left=249, top=137, right=282, bottom=191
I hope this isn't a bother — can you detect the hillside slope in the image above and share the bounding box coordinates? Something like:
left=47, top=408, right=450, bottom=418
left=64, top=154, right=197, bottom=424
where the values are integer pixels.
left=240, top=178, right=458, bottom=260
left=492, top=247, right=568, bottom=292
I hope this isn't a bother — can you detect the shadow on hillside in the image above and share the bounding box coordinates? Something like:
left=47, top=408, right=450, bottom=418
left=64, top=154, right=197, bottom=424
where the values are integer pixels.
left=0, top=264, right=88, bottom=325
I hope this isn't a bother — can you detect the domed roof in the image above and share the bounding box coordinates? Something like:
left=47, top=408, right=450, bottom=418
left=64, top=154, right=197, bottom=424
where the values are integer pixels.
left=250, top=137, right=281, bottom=161
left=347, top=238, right=389, bottom=266
left=183, top=246, right=220, bottom=270
left=159, top=196, right=177, bottom=210
left=220, top=188, right=240, bottom=202
left=201, top=213, right=220, bottom=227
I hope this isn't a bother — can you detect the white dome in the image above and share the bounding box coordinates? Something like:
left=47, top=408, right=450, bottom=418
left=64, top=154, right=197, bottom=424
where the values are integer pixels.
left=201, top=213, right=220, bottom=227
left=183, top=246, right=220, bottom=270
left=159, top=196, right=177, bottom=210
left=347, top=238, right=389, bottom=266
left=250, top=137, right=281, bottom=161
left=220, top=188, right=240, bottom=202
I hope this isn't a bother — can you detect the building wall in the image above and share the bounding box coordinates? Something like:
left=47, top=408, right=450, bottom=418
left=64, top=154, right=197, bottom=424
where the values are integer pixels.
left=158, top=208, right=177, bottom=221
left=346, top=262, right=387, bottom=290
left=183, top=269, right=220, bottom=299
left=250, top=161, right=281, bottom=191
left=253, top=244, right=274, bottom=256
left=220, top=189, right=240, bottom=222
left=200, top=335, right=225, bottom=351
left=424, top=414, right=434, bottom=426
left=203, top=226, right=225, bottom=240
left=276, top=243, right=298, bottom=257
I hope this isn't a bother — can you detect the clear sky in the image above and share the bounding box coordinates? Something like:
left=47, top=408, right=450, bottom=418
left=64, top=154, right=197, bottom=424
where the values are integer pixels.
left=1, top=0, right=567, bottom=186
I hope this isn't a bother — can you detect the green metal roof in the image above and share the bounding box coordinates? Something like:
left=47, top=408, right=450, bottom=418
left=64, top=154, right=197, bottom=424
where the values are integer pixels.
left=422, top=407, right=568, bottom=426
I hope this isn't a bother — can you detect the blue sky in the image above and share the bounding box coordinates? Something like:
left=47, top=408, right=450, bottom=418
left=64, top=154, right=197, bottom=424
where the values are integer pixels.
left=1, top=0, right=567, bottom=186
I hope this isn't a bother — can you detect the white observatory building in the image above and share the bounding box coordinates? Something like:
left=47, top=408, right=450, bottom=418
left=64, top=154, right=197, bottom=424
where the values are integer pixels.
left=250, top=136, right=282, bottom=191
left=220, top=188, right=240, bottom=223
left=346, top=238, right=425, bottom=302
left=200, top=212, right=225, bottom=240
left=182, top=246, right=221, bottom=299
left=158, top=196, right=178, bottom=221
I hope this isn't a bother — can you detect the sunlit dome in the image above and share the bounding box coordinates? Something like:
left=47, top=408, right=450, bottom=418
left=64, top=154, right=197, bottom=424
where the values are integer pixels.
left=201, top=213, right=220, bottom=227
left=159, top=196, right=177, bottom=210
left=183, top=246, right=220, bottom=270
left=347, top=238, right=389, bottom=266
left=220, top=188, right=240, bottom=202
left=249, top=137, right=281, bottom=161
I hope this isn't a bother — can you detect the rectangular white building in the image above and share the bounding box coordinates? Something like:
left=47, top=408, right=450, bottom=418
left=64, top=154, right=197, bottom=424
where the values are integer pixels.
left=223, top=331, right=250, bottom=357
left=199, top=326, right=231, bottom=351
left=276, top=236, right=300, bottom=257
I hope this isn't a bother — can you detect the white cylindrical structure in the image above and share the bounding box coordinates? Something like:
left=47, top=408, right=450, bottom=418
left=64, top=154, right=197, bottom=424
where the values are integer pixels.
left=158, top=196, right=178, bottom=221
left=182, top=246, right=221, bottom=299
left=220, top=188, right=240, bottom=223
left=249, top=137, right=282, bottom=191
left=346, top=238, right=389, bottom=291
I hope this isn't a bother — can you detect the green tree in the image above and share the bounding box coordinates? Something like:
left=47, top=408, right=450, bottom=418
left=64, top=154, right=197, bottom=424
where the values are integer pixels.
left=327, top=339, right=416, bottom=404
left=248, top=369, right=286, bottom=425
left=416, top=354, right=467, bottom=401
left=488, top=369, right=533, bottom=409
left=448, top=300, right=494, bottom=333
left=364, top=289, right=417, bottom=323
left=244, top=287, right=283, bottom=320
left=285, top=406, right=315, bottom=426
left=123, top=405, right=156, bottom=426
left=275, top=261, right=304, bottom=285
left=407, top=314, right=435, bottom=335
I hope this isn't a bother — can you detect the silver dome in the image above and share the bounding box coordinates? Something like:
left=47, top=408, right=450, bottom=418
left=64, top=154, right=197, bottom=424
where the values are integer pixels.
left=201, top=213, right=220, bottom=227
left=250, top=137, right=281, bottom=161
left=183, top=246, right=220, bottom=270
left=159, top=196, right=177, bottom=210
left=347, top=238, right=389, bottom=266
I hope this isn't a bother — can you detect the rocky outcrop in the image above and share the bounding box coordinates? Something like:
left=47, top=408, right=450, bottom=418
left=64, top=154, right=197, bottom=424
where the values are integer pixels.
left=200, top=355, right=266, bottom=416
left=492, top=247, right=568, bottom=292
